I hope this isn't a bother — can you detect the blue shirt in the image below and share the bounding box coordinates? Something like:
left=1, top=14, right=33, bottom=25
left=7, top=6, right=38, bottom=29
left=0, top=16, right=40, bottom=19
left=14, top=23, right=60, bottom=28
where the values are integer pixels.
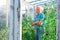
left=34, top=13, right=44, bottom=29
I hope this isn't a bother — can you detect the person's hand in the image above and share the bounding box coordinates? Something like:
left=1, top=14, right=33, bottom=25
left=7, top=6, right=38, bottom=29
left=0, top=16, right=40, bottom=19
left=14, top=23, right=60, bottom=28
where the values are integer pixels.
left=32, top=23, right=35, bottom=26
left=32, top=21, right=39, bottom=26
left=38, top=21, right=43, bottom=26
left=32, top=21, right=42, bottom=26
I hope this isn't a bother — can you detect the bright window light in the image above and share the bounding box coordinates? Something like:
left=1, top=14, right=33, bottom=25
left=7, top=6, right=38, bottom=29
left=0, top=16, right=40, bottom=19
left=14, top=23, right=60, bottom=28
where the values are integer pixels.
left=0, top=0, right=6, bottom=6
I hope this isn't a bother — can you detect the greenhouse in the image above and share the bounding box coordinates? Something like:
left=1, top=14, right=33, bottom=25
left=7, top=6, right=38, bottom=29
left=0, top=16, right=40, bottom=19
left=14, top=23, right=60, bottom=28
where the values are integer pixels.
left=0, top=0, right=60, bottom=40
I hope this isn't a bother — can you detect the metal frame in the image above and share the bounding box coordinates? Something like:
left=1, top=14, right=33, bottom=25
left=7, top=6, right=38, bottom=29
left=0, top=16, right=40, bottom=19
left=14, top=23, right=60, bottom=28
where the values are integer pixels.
left=9, top=0, right=20, bottom=40
left=57, top=0, right=60, bottom=40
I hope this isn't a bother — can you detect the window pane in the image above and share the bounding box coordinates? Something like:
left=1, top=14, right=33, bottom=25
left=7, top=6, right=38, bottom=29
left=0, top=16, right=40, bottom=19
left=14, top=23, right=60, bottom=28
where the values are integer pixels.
left=0, top=0, right=8, bottom=40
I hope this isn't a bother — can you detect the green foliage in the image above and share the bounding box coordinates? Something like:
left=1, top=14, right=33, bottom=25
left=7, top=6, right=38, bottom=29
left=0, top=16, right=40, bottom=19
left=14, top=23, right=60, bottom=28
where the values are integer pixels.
left=22, top=16, right=36, bottom=40
left=40, top=4, right=57, bottom=40
left=0, top=21, right=8, bottom=40
left=0, top=5, right=8, bottom=40
left=0, top=27, right=8, bottom=40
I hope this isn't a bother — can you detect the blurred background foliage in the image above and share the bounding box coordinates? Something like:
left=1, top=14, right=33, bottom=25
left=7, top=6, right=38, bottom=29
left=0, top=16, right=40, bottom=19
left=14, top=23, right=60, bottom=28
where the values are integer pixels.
left=0, top=6, right=8, bottom=40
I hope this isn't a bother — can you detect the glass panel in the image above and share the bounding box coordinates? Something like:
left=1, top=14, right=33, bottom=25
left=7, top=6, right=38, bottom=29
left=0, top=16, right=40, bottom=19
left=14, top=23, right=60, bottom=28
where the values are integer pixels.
left=0, top=0, right=8, bottom=40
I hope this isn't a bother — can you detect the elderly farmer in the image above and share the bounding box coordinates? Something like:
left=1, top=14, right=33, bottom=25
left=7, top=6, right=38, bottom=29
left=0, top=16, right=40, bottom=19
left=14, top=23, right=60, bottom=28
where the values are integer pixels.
left=32, top=6, right=46, bottom=40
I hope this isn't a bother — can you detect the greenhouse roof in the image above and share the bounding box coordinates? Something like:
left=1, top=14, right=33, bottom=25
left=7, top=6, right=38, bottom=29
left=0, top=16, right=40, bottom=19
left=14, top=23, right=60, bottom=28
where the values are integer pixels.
left=24, top=0, right=54, bottom=7
left=24, top=0, right=47, bottom=3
